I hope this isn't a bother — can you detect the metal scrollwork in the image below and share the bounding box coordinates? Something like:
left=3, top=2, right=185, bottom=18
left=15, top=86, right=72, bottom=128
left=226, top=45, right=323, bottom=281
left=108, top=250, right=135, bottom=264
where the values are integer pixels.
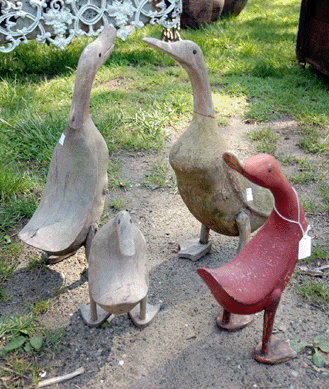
left=0, top=0, right=182, bottom=52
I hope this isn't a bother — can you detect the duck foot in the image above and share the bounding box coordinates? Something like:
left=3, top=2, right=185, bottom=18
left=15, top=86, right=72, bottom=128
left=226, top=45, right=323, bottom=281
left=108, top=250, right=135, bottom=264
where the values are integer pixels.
left=129, top=297, right=160, bottom=328
left=80, top=303, right=115, bottom=327
left=178, top=239, right=211, bottom=261
left=254, top=335, right=297, bottom=364
left=42, top=250, right=78, bottom=264
left=216, top=308, right=254, bottom=331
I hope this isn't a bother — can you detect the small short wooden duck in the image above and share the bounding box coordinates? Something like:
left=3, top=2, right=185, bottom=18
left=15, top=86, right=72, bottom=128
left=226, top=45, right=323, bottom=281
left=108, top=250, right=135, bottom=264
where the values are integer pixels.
left=81, top=211, right=160, bottom=327
left=143, top=37, right=273, bottom=261
left=198, top=152, right=310, bottom=364
left=19, top=26, right=116, bottom=263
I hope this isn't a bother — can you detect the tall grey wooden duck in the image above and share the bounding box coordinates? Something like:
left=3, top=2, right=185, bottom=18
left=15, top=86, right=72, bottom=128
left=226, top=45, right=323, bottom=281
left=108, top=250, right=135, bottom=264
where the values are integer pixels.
left=19, top=26, right=116, bottom=263
left=143, top=38, right=273, bottom=262
left=81, top=211, right=160, bottom=327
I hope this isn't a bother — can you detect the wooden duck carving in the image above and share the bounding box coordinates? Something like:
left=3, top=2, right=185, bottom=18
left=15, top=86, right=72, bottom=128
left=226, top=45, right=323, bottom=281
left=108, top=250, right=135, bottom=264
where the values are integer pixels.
left=143, top=38, right=273, bottom=261
left=19, top=26, right=116, bottom=263
left=198, top=152, right=311, bottom=364
left=81, top=211, right=160, bottom=327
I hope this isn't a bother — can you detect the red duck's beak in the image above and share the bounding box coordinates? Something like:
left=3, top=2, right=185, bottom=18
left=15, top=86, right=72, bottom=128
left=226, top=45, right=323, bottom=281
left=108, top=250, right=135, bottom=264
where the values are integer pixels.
left=223, top=152, right=245, bottom=173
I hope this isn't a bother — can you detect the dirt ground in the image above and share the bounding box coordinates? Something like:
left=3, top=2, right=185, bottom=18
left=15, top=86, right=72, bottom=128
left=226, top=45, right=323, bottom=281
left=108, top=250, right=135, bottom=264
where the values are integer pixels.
left=1, top=116, right=329, bottom=389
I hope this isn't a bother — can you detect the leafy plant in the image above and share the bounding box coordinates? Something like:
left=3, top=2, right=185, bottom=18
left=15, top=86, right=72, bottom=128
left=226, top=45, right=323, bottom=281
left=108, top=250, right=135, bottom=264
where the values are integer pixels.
left=0, top=315, right=64, bottom=387
left=291, top=334, right=329, bottom=368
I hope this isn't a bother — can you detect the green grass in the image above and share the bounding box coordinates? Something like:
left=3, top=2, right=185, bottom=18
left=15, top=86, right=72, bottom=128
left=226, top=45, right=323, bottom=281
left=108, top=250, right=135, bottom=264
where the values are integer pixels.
left=295, top=277, right=329, bottom=308
left=1, top=0, right=329, bottom=384
left=247, top=128, right=279, bottom=154
left=142, top=160, right=170, bottom=189
left=29, top=297, right=51, bottom=315
left=2, top=0, right=329, bottom=238
left=0, top=314, right=64, bottom=387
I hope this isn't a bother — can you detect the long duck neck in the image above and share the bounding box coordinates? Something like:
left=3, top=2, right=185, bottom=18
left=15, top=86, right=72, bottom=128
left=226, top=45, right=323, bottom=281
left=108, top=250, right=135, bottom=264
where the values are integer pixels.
left=67, top=59, right=99, bottom=130
left=271, top=184, right=306, bottom=230
left=183, top=62, right=216, bottom=118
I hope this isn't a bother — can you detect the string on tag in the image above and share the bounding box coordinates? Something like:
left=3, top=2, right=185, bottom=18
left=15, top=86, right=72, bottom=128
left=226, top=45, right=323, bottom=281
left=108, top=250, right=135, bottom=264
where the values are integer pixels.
left=273, top=187, right=311, bottom=260
left=272, top=187, right=308, bottom=236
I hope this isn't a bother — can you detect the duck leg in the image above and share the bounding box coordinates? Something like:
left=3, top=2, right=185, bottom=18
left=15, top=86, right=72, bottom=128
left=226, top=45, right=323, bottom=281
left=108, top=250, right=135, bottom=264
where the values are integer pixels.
left=80, top=288, right=114, bottom=327
left=235, top=209, right=251, bottom=254
left=217, top=209, right=254, bottom=330
left=178, top=224, right=212, bottom=261
left=42, top=250, right=79, bottom=264
left=254, top=291, right=296, bottom=364
left=84, top=223, right=98, bottom=261
left=129, top=295, right=160, bottom=328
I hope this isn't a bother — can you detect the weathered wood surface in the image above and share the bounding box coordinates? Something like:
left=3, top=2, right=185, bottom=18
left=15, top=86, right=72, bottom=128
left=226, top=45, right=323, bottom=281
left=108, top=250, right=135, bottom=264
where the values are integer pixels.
left=143, top=37, right=273, bottom=260
left=19, top=25, right=116, bottom=260
left=81, top=211, right=160, bottom=327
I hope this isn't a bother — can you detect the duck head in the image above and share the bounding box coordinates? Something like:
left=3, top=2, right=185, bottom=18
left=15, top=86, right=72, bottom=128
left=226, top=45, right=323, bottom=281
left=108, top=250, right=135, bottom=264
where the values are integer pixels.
left=143, top=38, right=204, bottom=72
left=143, top=37, right=215, bottom=117
left=69, top=25, right=117, bottom=128
left=115, top=211, right=135, bottom=257
left=223, top=152, right=290, bottom=191
left=78, top=25, right=116, bottom=74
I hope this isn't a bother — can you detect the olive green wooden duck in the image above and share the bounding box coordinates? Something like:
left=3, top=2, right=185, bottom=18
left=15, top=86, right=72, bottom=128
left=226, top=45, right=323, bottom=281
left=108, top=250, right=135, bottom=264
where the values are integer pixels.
left=19, top=26, right=116, bottom=263
left=81, top=211, right=160, bottom=327
left=143, top=38, right=273, bottom=261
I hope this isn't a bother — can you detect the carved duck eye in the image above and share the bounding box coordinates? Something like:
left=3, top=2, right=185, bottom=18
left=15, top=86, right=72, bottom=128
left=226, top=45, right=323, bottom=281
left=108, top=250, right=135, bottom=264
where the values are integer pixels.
left=193, top=49, right=197, bottom=55
left=268, top=165, right=272, bottom=173
left=99, top=53, right=102, bottom=58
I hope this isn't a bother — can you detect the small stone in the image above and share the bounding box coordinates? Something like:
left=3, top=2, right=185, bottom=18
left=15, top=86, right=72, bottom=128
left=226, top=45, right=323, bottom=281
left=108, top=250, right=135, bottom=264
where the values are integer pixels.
left=118, top=360, right=124, bottom=366
left=291, top=370, right=299, bottom=378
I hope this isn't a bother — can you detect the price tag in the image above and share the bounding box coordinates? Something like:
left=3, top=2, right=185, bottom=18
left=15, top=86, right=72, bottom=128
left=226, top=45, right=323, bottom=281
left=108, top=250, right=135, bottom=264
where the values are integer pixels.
left=298, top=233, right=312, bottom=260
left=58, top=133, right=65, bottom=146
left=246, top=188, right=253, bottom=202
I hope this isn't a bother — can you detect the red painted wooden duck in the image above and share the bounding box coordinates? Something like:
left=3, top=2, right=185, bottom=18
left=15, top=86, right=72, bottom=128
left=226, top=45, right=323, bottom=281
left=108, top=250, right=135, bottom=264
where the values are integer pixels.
left=198, top=152, right=311, bottom=364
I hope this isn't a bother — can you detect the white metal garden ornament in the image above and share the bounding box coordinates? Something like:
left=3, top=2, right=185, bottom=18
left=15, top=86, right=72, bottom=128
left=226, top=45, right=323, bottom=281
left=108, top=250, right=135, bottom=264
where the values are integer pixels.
left=0, top=0, right=182, bottom=52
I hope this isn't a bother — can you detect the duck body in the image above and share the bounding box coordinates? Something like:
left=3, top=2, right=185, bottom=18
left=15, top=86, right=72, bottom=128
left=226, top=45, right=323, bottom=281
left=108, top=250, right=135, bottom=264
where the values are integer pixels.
left=88, top=211, right=148, bottom=315
left=143, top=37, right=272, bottom=260
left=198, top=152, right=310, bottom=363
left=199, top=209, right=306, bottom=314
left=81, top=211, right=160, bottom=327
left=19, top=26, right=116, bottom=261
left=170, top=112, right=271, bottom=237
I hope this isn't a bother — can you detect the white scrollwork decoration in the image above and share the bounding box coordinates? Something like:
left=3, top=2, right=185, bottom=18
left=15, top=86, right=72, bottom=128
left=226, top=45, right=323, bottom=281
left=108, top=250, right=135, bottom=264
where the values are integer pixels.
left=0, top=0, right=182, bottom=52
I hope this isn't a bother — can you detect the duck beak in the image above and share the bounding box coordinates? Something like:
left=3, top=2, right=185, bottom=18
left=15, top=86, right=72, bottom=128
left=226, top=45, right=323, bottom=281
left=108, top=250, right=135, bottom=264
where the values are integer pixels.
left=223, top=151, right=245, bottom=173
left=143, top=37, right=183, bottom=63
left=116, top=211, right=135, bottom=257
left=102, top=25, right=117, bottom=60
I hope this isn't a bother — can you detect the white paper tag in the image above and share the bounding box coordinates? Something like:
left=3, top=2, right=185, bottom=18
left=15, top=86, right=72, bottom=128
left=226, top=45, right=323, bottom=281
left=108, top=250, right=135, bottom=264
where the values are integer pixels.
left=298, top=234, right=312, bottom=260
left=246, top=188, right=253, bottom=202
left=58, top=133, right=65, bottom=146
